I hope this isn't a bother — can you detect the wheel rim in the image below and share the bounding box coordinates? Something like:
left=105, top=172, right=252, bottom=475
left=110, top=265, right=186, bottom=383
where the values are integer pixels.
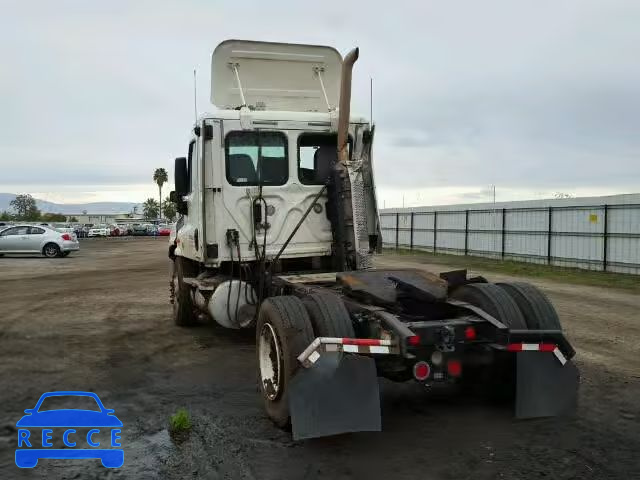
left=45, top=245, right=57, bottom=257
left=258, top=322, right=282, bottom=401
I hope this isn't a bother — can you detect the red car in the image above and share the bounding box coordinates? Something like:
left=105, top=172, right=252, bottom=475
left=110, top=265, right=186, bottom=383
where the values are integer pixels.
left=157, top=225, right=172, bottom=236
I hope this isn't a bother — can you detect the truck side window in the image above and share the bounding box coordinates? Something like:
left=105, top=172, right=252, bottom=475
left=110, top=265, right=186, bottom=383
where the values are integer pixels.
left=187, top=141, right=195, bottom=193
left=298, top=133, right=352, bottom=185
left=225, top=131, right=288, bottom=186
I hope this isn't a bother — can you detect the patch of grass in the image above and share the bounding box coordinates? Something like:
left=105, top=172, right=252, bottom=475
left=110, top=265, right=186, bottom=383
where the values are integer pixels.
left=383, top=248, right=640, bottom=291
left=169, top=408, right=192, bottom=437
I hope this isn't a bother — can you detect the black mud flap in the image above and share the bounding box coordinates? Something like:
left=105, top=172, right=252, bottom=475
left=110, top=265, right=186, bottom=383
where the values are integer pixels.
left=289, top=353, right=381, bottom=440
left=516, top=351, right=579, bottom=419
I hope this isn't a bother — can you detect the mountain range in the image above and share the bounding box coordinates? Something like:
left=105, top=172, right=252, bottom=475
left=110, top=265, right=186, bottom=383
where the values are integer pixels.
left=0, top=193, right=142, bottom=215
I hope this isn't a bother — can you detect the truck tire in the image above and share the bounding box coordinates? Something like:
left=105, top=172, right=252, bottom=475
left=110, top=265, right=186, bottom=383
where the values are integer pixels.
left=450, top=283, right=526, bottom=330
left=256, top=296, right=314, bottom=428
left=496, top=282, right=562, bottom=330
left=302, top=291, right=355, bottom=338
left=172, top=257, right=197, bottom=327
left=450, top=283, right=525, bottom=400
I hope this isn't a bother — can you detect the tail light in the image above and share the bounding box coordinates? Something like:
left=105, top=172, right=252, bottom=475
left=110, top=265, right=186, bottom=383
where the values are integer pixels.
left=61, top=233, right=71, bottom=241
left=407, top=335, right=420, bottom=346
left=413, top=361, right=431, bottom=381
left=447, top=360, right=462, bottom=377
left=464, top=326, right=476, bottom=340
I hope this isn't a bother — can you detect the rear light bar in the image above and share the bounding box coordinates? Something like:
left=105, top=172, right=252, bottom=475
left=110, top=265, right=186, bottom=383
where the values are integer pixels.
left=507, top=342, right=556, bottom=352
left=507, top=342, right=567, bottom=365
left=298, top=337, right=399, bottom=368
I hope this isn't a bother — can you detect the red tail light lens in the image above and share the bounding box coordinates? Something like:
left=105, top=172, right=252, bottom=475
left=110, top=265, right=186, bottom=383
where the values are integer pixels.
left=407, top=335, right=420, bottom=346
left=447, top=360, right=462, bottom=377
left=413, top=361, right=431, bottom=381
left=61, top=233, right=71, bottom=241
left=464, top=326, right=476, bottom=340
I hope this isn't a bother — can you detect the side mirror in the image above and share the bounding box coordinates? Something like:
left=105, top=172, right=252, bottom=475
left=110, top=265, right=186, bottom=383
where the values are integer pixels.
left=174, top=157, right=189, bottom=215
left=24, top=409, right=34, bottom=414
left=174, top=157, right=188, bottom=194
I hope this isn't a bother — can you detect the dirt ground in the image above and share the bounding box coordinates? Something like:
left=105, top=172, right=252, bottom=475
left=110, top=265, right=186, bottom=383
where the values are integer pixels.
left=0, top=239, right=638, bottom=479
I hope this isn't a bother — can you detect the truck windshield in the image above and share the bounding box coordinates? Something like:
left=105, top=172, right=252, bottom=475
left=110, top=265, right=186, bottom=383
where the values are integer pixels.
left=225, top=131, right=288, bottom=186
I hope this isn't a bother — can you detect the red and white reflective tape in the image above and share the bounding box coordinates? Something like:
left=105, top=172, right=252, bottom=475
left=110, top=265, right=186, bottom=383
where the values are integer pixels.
left=298, top=337, right=397, bottom=368
left=507, top=343, right=567, bottom=365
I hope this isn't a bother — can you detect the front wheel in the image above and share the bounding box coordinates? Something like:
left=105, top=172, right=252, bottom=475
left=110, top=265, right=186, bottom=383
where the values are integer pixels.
left=171, top=257, right=198, bottom=327
left=256, top=296, right=314, bottom=428
left=43, top=243, right=61, bottom=258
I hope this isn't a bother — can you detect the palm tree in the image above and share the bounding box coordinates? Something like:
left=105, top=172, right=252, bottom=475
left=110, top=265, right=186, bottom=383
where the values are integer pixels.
left=162, top=196, right=177, bottom=222
left=142, top=198, right=160, bottom=220
left=153, top=168, right=169, bottom=220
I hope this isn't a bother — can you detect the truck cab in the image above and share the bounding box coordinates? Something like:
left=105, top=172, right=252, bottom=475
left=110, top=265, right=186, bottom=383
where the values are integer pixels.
left=172, top=40, right=379, bottom=272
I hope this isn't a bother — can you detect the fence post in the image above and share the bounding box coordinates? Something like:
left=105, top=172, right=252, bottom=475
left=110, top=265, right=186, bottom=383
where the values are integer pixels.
left=547, top=206, right=553, bottom=265
left=395, top=212, right=399, bottom=249
left=464, top=209, right=469, bottom=256
left=433, top=211, right=438, bottom=253
left=501, top=208, right=506, bottom=259
left=410, top=212, right=414, bottom=250
left=603, top=204, right=608, bottom=271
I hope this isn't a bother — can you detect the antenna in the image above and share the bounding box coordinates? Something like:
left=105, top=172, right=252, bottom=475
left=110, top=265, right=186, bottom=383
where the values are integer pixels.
left=193, top=69, right=198, bottom=124
left=370, top=77, right=373, bottom=123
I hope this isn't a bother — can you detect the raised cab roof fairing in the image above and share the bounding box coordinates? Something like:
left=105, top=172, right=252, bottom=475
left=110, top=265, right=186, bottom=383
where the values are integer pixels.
left=211, top=40, right=343, bottom=113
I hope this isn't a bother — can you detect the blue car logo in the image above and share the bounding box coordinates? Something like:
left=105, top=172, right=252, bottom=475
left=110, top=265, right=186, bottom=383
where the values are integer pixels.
left=15, top=391, right=123, bottom=468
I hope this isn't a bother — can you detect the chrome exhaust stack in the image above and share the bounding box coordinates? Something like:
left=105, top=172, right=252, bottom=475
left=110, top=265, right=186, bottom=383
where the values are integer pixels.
left=337, top=47, right=359, bottom=164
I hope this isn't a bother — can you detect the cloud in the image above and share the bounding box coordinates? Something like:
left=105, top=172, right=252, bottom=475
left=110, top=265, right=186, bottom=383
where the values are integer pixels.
left=0, top=0, right=638, bottom=206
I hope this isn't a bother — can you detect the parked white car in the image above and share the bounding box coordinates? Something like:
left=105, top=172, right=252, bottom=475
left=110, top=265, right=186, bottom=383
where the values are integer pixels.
left=0, top=224, right=80, bottom=258
left=88, top=225, right=109, bottom=237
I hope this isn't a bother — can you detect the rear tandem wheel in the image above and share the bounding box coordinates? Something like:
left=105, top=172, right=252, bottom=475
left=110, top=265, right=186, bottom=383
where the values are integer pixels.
left=496, top=282, right=562, bottom=330
left=450, top=283, right=527, bottom=399
left=302, top=291, right=355, bottom=338
left=256, top=296, right=314, bottom=428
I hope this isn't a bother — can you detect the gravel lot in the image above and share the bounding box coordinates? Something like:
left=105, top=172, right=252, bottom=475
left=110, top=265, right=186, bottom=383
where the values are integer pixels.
left=0, top=238, right=638, bottom=479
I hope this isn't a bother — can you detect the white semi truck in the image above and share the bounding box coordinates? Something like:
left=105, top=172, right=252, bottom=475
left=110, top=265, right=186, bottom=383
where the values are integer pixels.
left=168, top=40, right=579, bottom=439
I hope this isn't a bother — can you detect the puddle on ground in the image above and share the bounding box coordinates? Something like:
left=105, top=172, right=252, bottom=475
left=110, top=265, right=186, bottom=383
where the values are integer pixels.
left=123, top=429, right=174, bottom=477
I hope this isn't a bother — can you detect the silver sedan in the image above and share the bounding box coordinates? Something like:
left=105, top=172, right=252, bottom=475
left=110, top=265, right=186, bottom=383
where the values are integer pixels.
left=0, top=224, right=80, bottom=258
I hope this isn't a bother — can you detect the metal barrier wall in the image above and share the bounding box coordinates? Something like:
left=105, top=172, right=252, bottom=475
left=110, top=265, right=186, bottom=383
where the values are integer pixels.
left=380, top=204, right=640, bottom=275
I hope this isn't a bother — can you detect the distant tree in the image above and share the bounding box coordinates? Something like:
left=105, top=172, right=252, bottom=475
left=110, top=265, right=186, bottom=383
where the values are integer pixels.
left=132, top=205, right=138, bottom=215
left=162, top=196, right=177, bottom=222
left=82, top=209, right=88, bottom=215
left=42, top=212, right=67, bottom=222
left=69, top=216, right=79, bottom=222
left=153, top=168, right=169, bottom=220
left=0, top=210, right=12, bottom=221
left=143, top=198, right=160, bottom=220
left=553, top=192, right=574, bottom=199
left=10, top=194, right=41, bottom=220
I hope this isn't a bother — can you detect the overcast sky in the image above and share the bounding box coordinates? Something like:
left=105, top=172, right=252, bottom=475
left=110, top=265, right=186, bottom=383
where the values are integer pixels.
left=1, top=0, right=638, bottom=207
